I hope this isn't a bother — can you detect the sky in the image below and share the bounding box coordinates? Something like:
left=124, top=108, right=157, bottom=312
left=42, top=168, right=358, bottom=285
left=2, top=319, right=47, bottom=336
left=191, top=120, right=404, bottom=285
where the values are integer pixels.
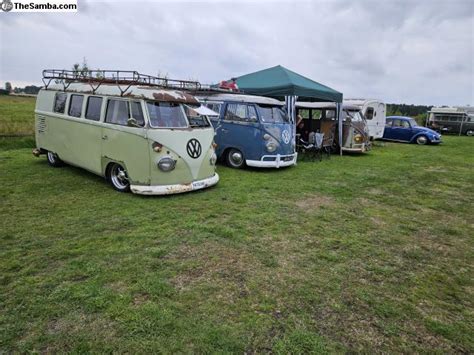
left=0, top=0, right=473, bottom=106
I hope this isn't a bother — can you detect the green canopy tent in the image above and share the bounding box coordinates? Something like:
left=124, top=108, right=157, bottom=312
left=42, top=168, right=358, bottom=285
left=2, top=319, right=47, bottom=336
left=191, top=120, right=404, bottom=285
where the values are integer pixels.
left=235, top=65, right=342, bottom=102
left=233, top=65, right=344, bottom=155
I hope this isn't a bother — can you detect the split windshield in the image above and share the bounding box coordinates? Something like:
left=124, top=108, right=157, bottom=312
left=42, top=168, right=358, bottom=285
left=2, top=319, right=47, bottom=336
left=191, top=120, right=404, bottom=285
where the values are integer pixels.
left=258, top=105, right=289, bottom=124
left=184, top=105, right=211, bottom=128
left=146, top=101, right=188, bottom=128
left=345, top=110, right=364, bottom=122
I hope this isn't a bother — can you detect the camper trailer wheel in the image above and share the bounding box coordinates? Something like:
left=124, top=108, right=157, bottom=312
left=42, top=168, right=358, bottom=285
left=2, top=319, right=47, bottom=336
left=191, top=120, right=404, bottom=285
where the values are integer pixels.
left=46, top=151, right=63, bottom=167
left=466, top=129, right=474, bottom=136
left=416, top=135, right=428, bottom=145
left=226, top=149, right=245, bottom=169
left=108, top=163, right=130, bottom=192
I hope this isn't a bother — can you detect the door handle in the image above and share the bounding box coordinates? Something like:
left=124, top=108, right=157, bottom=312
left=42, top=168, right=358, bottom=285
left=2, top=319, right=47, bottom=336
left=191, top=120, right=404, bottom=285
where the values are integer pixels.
left=102, top=135, right=108, bottom=140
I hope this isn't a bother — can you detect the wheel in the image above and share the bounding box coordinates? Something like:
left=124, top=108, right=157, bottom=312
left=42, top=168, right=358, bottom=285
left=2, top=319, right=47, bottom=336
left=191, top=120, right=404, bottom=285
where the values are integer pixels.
left=415, top=135, right=428, bottom=145
left=46, top=151, right=63, bottom=167
left=466, top=129, right=474, bottom=136
left=107, top=163, right=130, bottom=192
left=226, top=148, right=245, bottom=169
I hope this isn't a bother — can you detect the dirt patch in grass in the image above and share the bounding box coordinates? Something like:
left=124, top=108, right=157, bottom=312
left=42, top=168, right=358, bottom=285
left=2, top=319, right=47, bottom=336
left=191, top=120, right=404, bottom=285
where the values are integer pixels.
left=294, top=194, right=335, bottom=209
left=167, top=241, right=255, bottom=296
left=132, top=292, right=150, bottom=306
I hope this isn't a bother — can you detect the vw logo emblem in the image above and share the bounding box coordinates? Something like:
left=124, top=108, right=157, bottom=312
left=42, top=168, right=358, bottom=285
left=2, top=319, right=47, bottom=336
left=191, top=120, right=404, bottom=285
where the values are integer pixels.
left=282, top=130, right=291, bottom=144
left=186, top=139, right=202, bottom=159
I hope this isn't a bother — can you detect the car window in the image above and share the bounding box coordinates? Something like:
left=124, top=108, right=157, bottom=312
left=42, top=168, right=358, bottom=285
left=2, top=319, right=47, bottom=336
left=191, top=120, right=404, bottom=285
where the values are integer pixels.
left=130, top=101, right=145, bottom=127
left=53, top=92, right=67, bottom=114
left=224, top=103, right=257, bottom=122
left=106, top=99, right=129, bottom=126
left=146, top=102, right=188, bottom=128
left=85, top=96, right=102, bottom=121
left=402, top=120, right=411, bottom=128
left=68, top=94, right=84, bottom=118
left=365, top=107, right=374, bottom=120
left=392, top=119, right=404, bottom=127
left=385, top=119, right=393, bottom=127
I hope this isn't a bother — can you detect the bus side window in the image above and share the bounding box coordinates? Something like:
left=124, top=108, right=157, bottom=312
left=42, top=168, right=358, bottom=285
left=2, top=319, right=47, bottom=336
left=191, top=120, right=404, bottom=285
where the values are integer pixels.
left=365, top=107, right=374, bottom=120
left=106, top=99, right=129, bottom=126
left=53, top=92, right=67, bottom=114
left=68, top=94, right=84, bottom=118
left=85, top=96, right=103, bottom=121
left=247, top=105, right=258, bottom=122
left=130, top=101, right=145, bottom=127
left=225, top=103, right=249, bottom=122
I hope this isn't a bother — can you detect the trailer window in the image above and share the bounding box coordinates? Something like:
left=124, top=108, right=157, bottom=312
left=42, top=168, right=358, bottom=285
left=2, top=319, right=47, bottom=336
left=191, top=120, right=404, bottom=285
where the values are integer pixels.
left=85, top=96, right=102, bottom=121
left=68, top=95, right=84, bottom=118
left=130, top=101, right=145, bottom=127
left=365, top=107, right=374, bottom=120
left=53, top=92, right=67, bottom=114
left=106, top=100, right=129, bottom=126
left=146, top=102, right=188, bottom=128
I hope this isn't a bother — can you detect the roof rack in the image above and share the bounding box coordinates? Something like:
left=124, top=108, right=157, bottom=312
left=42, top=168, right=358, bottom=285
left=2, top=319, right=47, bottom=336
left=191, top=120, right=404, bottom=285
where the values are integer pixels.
left=187, top=84, right=244, bottom=95
left=42, top=69, right=201, bottom=96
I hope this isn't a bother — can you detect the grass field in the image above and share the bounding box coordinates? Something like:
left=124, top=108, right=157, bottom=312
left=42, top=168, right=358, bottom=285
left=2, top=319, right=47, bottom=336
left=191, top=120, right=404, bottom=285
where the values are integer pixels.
left=0, top=95, right=36, bottom=136
left=1, top=97, right=473, bottom=353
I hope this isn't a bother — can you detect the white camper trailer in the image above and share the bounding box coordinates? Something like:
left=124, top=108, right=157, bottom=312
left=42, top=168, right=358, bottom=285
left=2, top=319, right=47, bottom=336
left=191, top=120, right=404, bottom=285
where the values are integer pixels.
left=344, top=99, right=386, bottom=140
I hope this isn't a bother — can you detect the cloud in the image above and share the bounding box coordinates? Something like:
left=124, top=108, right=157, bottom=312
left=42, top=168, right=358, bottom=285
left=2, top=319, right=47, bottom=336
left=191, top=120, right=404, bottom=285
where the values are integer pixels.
left=0, top=0, right=472, bottom=105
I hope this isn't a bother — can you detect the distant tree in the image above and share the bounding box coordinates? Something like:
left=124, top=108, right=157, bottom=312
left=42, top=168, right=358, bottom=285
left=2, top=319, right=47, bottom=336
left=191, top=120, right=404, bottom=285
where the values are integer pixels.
left=5, top=82, right=12, bottom=92
left=24, top=85, right=41, bottom=95
left=72, top=57, right=90, bottom=78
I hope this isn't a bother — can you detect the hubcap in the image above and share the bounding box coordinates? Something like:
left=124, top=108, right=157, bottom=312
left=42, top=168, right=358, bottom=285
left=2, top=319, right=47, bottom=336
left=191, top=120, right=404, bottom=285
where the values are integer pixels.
left=417, top=136, right=427, bottom=144
left=47, top=152, right=56, bottom=162
left=111, top=165, right=128, bottom=188
left=467, top=130, right=474, bottom=136
left=230, top=151, right=243, bottom=165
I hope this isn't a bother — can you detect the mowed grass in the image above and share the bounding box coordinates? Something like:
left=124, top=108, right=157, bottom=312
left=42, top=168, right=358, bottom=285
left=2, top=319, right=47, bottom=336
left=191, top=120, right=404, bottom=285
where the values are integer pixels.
left=0, top=98, right=473, bottom=353
left=0, top=95, right=36, bottom=136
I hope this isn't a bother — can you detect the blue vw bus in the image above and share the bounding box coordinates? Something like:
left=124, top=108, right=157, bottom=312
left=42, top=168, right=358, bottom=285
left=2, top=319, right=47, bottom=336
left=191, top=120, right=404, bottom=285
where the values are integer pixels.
left=198, top=93, right=297, bottom=168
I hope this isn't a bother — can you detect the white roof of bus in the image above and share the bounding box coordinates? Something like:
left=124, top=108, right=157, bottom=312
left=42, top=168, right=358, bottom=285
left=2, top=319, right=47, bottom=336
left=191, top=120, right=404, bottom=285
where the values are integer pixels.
left=344, top=98, right=383, bottom=106
left=44, top=82, right=199, bottom=104
left=429, top=106, right=474, bottom=114
left=197, top=93, right=283, bottom=106
left=296, top=102, right=360, bottom=111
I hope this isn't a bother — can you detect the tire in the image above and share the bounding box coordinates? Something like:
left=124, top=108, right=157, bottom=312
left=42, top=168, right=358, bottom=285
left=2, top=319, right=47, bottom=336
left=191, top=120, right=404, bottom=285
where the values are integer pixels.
left=466, top=129, right=474, bottom=136
left=226, top=148, right=245, bottom=169
left=415, top=135, right=428, bottom=145
left=46, top=151, right=63, bottom=167
left=107, top=163, right=130, bottom=192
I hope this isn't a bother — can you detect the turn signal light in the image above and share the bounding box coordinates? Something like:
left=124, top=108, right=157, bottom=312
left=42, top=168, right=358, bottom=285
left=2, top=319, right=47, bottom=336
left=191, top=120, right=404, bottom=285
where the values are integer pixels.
left=152, top=141, right=163, bottom=152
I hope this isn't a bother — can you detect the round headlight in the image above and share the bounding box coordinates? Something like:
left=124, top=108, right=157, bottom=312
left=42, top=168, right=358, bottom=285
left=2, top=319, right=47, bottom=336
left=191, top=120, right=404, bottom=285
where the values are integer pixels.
left=266, top=141, right=277, bottom=153
left=354, top=134, right=363, bottom=143
left=157, top=157, right=176, bottom=172
left=210, top=153, right=217, bottom=165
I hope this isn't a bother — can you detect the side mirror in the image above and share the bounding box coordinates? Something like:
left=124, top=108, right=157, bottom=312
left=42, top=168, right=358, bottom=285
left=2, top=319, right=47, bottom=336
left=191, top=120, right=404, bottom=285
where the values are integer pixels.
left=127, top=117, right=141, bottom=127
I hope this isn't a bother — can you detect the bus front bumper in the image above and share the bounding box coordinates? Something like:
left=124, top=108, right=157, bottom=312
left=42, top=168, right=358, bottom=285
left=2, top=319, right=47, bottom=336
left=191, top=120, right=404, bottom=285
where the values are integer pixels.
left=130, top=173, right=219, bottom=195
left=246, top=153, right=297, bottom=168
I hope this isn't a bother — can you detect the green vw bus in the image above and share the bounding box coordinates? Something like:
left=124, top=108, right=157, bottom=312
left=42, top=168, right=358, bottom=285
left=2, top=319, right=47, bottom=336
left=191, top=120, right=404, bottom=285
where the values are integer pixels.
left=33, top=70, right=219, bottom=195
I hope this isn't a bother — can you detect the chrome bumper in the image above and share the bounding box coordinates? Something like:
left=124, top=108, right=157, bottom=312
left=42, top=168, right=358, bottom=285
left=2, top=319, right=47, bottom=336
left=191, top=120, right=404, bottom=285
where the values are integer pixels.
left=130, top=173, right=219, bottom=195
left=246, top=153, right=297, bottom=168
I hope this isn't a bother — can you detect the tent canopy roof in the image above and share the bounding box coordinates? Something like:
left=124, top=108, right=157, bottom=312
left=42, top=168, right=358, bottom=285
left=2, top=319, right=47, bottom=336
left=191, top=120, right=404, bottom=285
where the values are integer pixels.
left=234, top=65, right=342, bottom=102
